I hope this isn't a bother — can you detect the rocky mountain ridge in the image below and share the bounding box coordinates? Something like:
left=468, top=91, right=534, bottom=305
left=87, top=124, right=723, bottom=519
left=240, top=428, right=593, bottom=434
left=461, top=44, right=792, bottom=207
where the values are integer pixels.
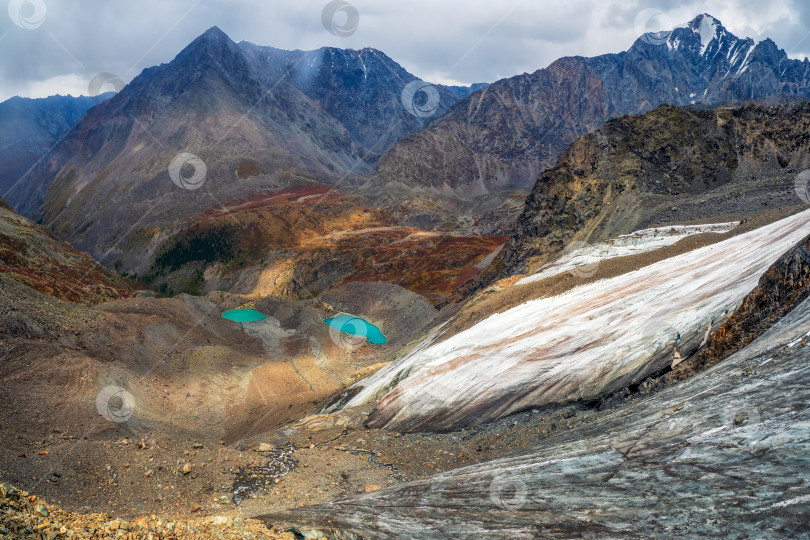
left=0, top=198, right=130, bottom=306
left=374, top=14, right=810, bottom=194
left=5, top=26, right=482, bottom=271
left=240, top=42, right=486, bottom=151
left=501, top=101, right=810, bottom=277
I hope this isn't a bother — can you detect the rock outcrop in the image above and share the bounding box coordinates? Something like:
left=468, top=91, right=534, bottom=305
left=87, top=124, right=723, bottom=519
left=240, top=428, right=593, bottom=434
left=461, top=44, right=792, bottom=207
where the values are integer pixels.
left=498, top=101, right=810, bottom=278
left=670, top=231, right=810, bottom=381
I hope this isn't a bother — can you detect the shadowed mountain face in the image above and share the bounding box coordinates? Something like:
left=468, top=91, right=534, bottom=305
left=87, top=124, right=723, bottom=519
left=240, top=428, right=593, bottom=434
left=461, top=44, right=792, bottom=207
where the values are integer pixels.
left=239, top=43, right=486, bottom=151
left=373, top=14, right=810, bottom=194
left=0, top=94, right=110, bottom=201
left=5, top=27, right=482, bottom=269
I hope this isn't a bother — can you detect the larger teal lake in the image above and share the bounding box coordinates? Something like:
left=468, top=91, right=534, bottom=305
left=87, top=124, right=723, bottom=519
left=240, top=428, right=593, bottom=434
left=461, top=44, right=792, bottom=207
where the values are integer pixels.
left=324, top=313, right=386, bottom=344
left=222, top=309, right=267, bottom=322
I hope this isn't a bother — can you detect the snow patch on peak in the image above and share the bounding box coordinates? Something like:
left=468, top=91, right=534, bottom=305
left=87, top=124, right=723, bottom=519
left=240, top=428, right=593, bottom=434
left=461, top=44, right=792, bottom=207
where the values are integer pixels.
left=667, top=37, right=681, bottom=51
left=737, top=45, right=756, bottom=75
left=695, top=14, right=720, bottom=55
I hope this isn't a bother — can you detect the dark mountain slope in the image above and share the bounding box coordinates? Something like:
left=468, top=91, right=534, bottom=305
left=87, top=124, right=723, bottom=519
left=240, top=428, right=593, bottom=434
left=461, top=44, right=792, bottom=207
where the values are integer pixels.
left=0, top=93, right=110, bottom=200
left=6, top=27, right=482, bottom=272
left=240, top=43, right=485, bottom=151
left=0, top=197, right=130, bottom=305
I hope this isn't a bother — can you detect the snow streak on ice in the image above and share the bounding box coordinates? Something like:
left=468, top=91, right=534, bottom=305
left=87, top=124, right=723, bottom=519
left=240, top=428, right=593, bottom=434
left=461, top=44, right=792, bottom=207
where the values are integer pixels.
left=347, top=210, right=810, bottom=430
left=516, top=222, right=739, bottom=286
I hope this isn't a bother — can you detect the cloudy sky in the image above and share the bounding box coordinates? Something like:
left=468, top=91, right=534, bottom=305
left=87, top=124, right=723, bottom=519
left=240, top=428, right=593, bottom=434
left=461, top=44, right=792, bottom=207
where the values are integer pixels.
left=1, top=0, right=809, bottom=101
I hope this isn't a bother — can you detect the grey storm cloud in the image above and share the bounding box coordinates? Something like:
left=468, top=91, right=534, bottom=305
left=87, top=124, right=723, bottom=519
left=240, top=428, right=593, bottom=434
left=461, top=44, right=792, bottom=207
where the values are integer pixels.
left=0, top=0, right=809, bottom=101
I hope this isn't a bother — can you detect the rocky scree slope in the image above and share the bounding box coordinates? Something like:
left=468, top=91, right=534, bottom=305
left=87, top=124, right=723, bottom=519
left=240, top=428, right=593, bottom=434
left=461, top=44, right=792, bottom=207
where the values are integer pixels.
left=374, top=14, right=810, bottom=194
left=0, top=481, right=292, bottom=539
left=0, top=198, right=130, bottom=305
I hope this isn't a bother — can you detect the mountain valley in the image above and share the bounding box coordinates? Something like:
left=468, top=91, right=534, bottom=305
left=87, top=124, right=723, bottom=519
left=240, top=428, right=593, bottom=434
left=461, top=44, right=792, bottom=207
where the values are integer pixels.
left=2, top=8, right=810, bottom=540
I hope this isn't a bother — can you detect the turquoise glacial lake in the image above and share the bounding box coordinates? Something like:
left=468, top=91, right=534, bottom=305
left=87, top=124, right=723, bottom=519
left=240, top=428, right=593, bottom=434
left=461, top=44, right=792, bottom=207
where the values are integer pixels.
left=324, top=313, right=387, bottom=344
left=222, top=309, right=268, bottom=322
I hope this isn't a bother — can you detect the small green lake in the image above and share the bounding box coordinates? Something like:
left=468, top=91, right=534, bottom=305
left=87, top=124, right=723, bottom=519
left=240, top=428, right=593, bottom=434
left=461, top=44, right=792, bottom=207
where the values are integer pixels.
left=222, top=309, right=268, bottom=322
left=323, top=313, right=386, bottom=344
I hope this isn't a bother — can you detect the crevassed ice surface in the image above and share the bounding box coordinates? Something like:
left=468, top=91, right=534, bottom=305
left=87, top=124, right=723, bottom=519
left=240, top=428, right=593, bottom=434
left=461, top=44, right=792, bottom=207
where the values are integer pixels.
left=347, top=209, right=810, bottom=430
left=516, top=221, right=739, bottom=286
left=277, top=283, right=810, bottom=539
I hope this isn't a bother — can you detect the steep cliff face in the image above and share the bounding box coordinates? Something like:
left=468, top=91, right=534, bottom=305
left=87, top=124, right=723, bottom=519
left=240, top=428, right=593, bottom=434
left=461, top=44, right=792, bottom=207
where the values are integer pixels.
left=501, top=102, right=810, bottom=277
left=671, top=233, right=810, bottom=381
left=374, top=14, right=810, bottom=194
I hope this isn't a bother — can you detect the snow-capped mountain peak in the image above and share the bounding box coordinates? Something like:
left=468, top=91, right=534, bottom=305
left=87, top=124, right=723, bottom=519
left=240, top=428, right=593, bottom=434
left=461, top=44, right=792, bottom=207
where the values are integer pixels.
left=691, top=13, right=721, bottom=55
